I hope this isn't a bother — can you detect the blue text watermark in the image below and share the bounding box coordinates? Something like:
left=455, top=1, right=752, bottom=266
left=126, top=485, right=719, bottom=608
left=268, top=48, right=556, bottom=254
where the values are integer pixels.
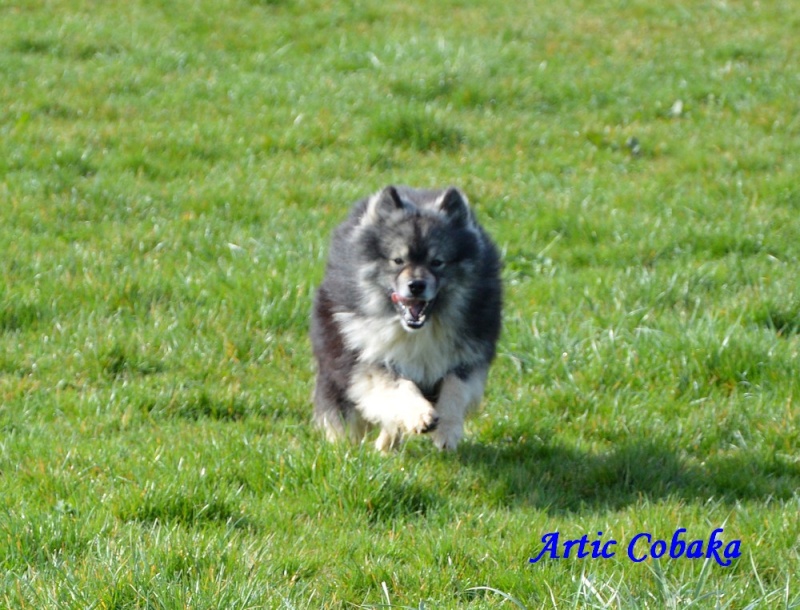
left=529, top=528, right=741, bottom=567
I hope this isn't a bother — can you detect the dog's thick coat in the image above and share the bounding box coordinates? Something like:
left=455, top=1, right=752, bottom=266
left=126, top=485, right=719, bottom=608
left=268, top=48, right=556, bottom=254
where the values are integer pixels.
left=310, top=185, right=502, bottom=451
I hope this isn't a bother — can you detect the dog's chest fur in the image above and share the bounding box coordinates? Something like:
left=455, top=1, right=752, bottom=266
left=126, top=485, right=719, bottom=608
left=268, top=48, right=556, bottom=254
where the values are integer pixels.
left=333, top=311, right=479, bottom=387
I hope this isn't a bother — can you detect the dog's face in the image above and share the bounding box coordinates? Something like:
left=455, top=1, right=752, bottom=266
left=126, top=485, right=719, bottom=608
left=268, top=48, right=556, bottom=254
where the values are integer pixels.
left=357, top=186, right=481, bottom=332
left=384, top=229, right=442, bottom=331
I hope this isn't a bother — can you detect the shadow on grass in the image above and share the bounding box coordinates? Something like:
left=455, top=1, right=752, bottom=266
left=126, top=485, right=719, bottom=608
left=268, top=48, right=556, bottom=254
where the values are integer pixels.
left=456, top=437, right=800, bottom=513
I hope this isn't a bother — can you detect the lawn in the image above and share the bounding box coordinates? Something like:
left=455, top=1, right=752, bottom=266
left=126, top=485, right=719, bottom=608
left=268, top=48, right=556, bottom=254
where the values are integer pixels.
left=1, top=0, right=799, bottom=608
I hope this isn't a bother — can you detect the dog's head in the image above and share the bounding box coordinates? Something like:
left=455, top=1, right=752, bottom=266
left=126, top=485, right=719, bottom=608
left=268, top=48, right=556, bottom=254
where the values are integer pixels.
left=356, top=185, right=482, bottom=332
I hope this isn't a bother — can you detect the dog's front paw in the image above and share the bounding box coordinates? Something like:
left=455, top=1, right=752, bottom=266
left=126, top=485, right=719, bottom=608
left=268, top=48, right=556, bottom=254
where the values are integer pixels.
left=402, top=400, right=439, bottom=435
left=430, top=422, right=463, bottom=451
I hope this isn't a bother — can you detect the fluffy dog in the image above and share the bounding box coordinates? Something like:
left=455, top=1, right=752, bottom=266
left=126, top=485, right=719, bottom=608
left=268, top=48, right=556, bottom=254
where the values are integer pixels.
left=310, top=185, right=502, bottom=451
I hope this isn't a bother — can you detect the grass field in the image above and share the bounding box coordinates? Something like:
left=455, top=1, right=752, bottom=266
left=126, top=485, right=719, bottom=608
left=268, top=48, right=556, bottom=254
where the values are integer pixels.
left=1, top=0, right=799, bottom=607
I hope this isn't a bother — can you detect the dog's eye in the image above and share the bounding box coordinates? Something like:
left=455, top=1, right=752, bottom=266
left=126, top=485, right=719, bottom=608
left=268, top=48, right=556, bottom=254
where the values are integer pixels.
left=430, top=258, right=444, bottom=268
left=392, top=257, right=404, bottom=266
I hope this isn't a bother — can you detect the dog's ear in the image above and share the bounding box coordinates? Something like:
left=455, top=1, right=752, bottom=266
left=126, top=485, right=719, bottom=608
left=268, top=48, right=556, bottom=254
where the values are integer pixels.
left=437, top=187, right=470, bottom=228
left=363, top=185, right=409, bottom=225
left=378, top=186, right=405, bottom=213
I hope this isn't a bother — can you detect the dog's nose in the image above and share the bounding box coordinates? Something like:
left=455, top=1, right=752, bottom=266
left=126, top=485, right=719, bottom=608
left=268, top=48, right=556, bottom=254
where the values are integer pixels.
left=408, top=279, right=427, bottom=297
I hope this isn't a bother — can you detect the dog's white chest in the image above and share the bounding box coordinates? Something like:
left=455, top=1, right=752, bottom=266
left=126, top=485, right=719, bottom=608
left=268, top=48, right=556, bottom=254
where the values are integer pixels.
left=334, top=312, right=464, bottom=385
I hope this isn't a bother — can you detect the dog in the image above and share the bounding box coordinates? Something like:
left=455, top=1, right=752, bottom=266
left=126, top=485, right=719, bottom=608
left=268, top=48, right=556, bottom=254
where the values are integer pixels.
left=310, top=185, right=502, bottom=451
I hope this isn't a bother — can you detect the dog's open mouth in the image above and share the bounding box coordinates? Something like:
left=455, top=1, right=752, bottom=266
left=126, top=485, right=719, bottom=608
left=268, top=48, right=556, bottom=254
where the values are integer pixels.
left=391, top=293, right=433, bottom=330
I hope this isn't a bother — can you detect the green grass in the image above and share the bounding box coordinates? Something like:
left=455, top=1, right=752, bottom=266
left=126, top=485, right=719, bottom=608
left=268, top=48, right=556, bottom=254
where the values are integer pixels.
left=1, top=0, right=799, bottom=607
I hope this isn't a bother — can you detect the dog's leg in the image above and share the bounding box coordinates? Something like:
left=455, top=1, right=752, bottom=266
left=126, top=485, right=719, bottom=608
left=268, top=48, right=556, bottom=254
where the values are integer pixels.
left=430, top=367, right=488, bottom=451
left=347, top=365, right=438, bottom=451
left=375, top=428, right=402, bottom=453
left=313, top=372, right=371, bottom=443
